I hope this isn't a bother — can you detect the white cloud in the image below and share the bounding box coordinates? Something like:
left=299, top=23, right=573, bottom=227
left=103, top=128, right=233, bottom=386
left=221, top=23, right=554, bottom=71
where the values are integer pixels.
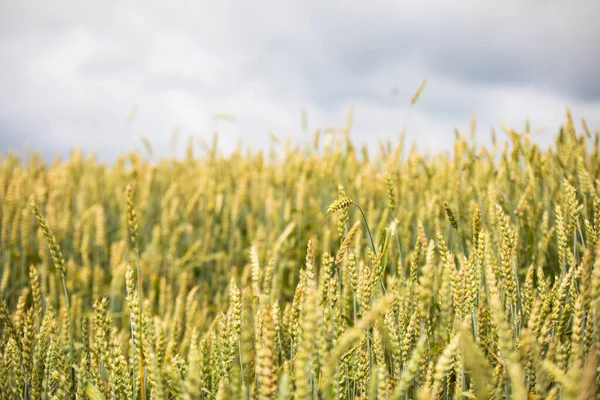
left=0, top=0, right=598, bottom=160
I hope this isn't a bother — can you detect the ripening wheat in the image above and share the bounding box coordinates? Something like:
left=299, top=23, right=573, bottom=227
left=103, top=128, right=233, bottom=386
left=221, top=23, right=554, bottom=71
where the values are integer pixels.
left=0, top=108, right=599, bottom=399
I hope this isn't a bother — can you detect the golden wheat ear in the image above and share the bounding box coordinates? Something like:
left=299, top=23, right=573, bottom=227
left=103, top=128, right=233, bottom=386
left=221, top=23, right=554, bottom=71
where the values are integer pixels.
left=321, top=196, right=353, bottom=223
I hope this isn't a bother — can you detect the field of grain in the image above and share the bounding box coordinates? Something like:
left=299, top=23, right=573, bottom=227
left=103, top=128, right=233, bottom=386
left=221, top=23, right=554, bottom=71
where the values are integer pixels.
left=0, top=109, right=599, bottom=399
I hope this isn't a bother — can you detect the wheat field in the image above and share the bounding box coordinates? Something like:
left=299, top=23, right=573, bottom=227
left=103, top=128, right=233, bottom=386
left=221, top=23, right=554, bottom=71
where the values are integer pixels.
left=0, top=108, right=599, bottom=399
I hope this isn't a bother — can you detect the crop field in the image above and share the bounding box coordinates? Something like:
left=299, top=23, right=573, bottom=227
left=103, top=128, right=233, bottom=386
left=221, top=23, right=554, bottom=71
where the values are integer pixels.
left=0, top=109, right=599, bottom=399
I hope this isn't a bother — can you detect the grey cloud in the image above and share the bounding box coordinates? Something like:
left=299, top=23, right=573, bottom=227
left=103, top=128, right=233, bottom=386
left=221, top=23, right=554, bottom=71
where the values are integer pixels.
left=301, top=0, right=600, bottom=103
left=0, top=0, right=599, bottom=161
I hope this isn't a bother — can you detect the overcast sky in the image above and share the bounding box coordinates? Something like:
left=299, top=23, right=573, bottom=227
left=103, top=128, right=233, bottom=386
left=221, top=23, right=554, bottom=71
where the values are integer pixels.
left=1, top=0, right=599, bottom=160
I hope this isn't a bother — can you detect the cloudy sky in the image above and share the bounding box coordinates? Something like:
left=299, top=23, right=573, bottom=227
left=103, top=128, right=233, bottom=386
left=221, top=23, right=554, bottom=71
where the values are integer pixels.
left=1, top=0, right=599, bottom=160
